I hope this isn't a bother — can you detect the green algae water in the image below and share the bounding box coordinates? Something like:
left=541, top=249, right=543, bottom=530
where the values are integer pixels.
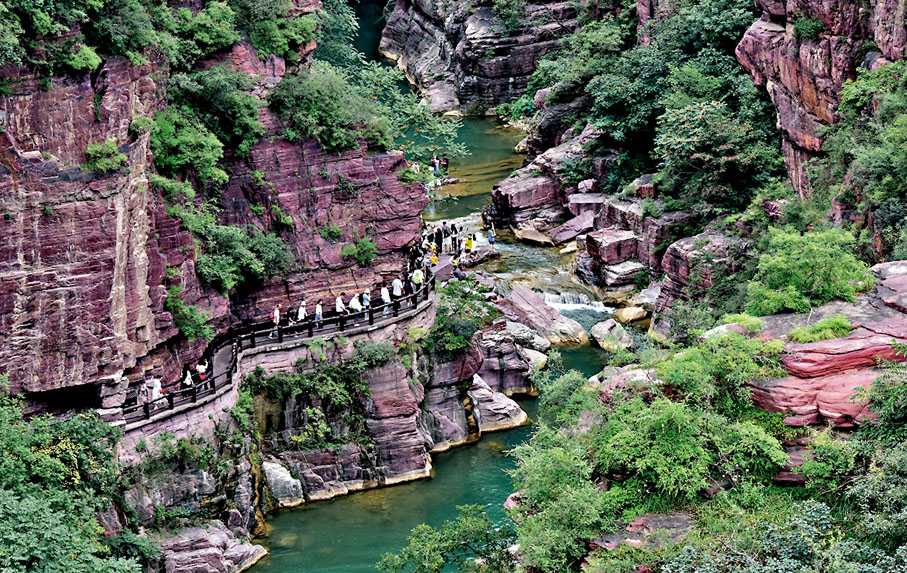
left=252, top=400, right=538, bottom=572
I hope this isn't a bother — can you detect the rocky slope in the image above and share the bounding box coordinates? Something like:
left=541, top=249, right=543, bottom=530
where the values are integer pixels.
left=736, top=0, right=907, bottom=194
left=380, top=0, right=577, bottom=111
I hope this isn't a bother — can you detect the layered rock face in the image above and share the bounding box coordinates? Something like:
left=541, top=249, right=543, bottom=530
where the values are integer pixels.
left=0, top=35, right=427, bottom=417
left=380, top=0, right=577, bottom=111
left=748, top=262, right=907, bottom=428
left=735, top=0, right=907, bottom=193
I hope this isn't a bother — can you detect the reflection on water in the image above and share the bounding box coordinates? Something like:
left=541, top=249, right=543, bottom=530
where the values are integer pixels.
left=422, top=118, right=526, bottom=222
left=252, top=400, right=539, bottom=572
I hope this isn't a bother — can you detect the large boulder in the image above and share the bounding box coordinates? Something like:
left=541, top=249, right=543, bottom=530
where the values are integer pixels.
left=262, top=460, right=304, bottom=507
left=469, top=375, right=528, bottom=433
left=549, top=211, right=594, bottom=244
left=475, top=323, right=535, bottom=395
left=748, top=369, right=879, bottom=428
left=782, top=319, right=907, bottom=378
left=159, top=521, right=267, bottom=573
left=499, top=286, right=589, bottom=345
left=504, top=320, right=551, bottom=353
left=590, top=319, right=634, bottom=352
left=613, top=306, right=647, bottom=325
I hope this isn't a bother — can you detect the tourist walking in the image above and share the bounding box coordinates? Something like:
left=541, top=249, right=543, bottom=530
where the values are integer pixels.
left=487, top=227, right=496, bottom=253
left=434, top=226, right=443, bottom=254
left=349, top=293, right=362, bottom=323
left=392, top=276, right=403, bottom=301
left=196, top=359, right=208, bottom=383
left=315, top=299, right=323, bottom=328
left=297, top=301, right=307, bottom=323
left=269, top=303, right=282, bottom=339
left=381, top=283, right=391, bottom=316
left=412, top=267, right=424, bottom=290
left=182, top=367, right=194, bottom=389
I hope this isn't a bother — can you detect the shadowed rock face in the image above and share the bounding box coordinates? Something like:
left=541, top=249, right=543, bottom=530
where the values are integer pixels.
left=736, top=0, right=907, bottom=194
left=0, top=36, right=427, bottom=414
left=380, top=0, right=577, bottom=111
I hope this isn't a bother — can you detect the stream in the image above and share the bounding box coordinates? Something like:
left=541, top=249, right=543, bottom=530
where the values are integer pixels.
left=250, top=4, right=613, bottom=570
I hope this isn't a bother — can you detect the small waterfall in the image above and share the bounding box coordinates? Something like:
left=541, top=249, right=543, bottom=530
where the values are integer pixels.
left=542, top=292, right=613, bottom=314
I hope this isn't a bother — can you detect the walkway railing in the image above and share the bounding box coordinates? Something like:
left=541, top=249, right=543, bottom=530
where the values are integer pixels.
left=122, top=276, right=437, bottom=426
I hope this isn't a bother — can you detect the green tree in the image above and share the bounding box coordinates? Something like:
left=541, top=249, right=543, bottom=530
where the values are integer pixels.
left=377, top=505, right=516, bottom=572
left=745, top=228, right=874, bottom=315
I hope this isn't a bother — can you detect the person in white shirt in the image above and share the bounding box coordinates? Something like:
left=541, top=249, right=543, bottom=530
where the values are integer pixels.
left=269, top=304, right=282, bottom=339
left=381, top=284, right=391, bottom=316
left=298, top=301, right=306, bottom=322
left=147, top=378, right=162, bottom=409
left=315, top=299, right=323, bottom=328
left=196, top=359, right=208, bottom=382
left=392, top=277, right=403, bottom=300
left=335, top=294, right=347, bottom=315
left=349, top=293, right=362, bottom=323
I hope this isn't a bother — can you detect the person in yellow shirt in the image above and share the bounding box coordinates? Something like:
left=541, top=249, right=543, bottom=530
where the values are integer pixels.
left=465, top=234, right=473, bottom=253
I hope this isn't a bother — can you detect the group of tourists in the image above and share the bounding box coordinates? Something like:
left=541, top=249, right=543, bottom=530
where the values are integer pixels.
left=267, top=268, right=430, bottom=338
left=419, top=221, right=496, bottom=270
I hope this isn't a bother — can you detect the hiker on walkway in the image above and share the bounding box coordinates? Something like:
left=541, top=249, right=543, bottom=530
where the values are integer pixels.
left=148, top=378, right=163, bottom=408
left=269, top=303, right=282, bottom=339
left=182, top=367, right=194, bottom=389
left=297, top=301, right=307, bottom=323
left=434, top=226, right=443, bottom=254
left=362, top=289, right=371, bottom=319
left=349, top=292, right=363, bottom=323
left=196, top=359, right=208, bottom=383
left=315, top=299, right=323, bottom=328
left=392, top=276, right=403, bottom=301
left=442, top=223, right=453, bottom=254
left=412, top=266, right=425, bottom=290
left=381, top=283, right=391, bottom=316
left=336, top=294, right=347, bottom=317
left=403, top=275, right=414, bottom=301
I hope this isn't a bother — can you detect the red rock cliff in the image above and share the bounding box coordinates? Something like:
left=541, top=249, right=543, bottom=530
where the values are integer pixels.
left=736, top=0, right=906, bottom=194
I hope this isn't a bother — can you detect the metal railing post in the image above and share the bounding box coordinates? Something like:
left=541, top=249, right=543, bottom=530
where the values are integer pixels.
left=369, top=305, right=375, bottom=325
left=144, top=403, right=150, bottom=419
left=278, top=325, right=283, bottom=343
left=308, top=320, right=314, bottom=337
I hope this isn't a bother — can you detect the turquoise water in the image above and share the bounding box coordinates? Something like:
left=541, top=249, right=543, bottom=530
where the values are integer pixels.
left=252, top=400, right=537, bottom=572
left=422, top=118, right=526, bottom=222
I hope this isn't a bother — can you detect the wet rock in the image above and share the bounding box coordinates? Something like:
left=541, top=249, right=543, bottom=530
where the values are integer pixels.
left=613, top=306, right=647, bottom=325
left=590, top=319, right=634, bottom=352
left=549, top=212, right=594, bottom=244
left=515, top=227, right=555, bottom=246
left=262, top=461, right=304, bottom=507
left=500, top=286, right=589, bottom=345
left=276, top=445, right=380, bottom=502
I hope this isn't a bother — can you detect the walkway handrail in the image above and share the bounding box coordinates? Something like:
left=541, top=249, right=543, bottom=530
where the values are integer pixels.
left=122, top=275, right=437, bottom=425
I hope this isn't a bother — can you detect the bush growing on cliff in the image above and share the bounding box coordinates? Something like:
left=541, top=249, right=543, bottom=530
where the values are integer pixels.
left=792, top=16, right=825, bottom=40
left=340, top=237, right=378, bottom=266
left=151, top=107, right=228, bottom=186
left=788, top=314, right=853, bottom=343
left=164, top=285, right=214, bottom=342
left=167, top=66, right=265, bottom=157
left=424, top=277, right=499, bottom=359
left=84, top=138, right=128, bottom=173
left=228, top=0, right=317, bottom=62
left=745, top=228, right=874, bottom=315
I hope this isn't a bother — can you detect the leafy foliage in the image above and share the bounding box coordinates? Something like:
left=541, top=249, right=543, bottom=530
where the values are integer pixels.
left=228, top=0, right=316, bottom=62
left=340, top=237, right=378, bottom=266
left=746, top=228, right=874, bottom=315
left=164, top=285, right=214, bottom=342
left=788, top=314, right=853, bottom=343
left=856, top=360, right=907, bottom=444
left=0, top=382, right=142, bottom=571
left=84, top=139, right=128, bottom=173
left=151, top=107, right=228, bottom=186
left=424, top=277, right=499, bottom=359
left=377, top=505, right=516, bottom=572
